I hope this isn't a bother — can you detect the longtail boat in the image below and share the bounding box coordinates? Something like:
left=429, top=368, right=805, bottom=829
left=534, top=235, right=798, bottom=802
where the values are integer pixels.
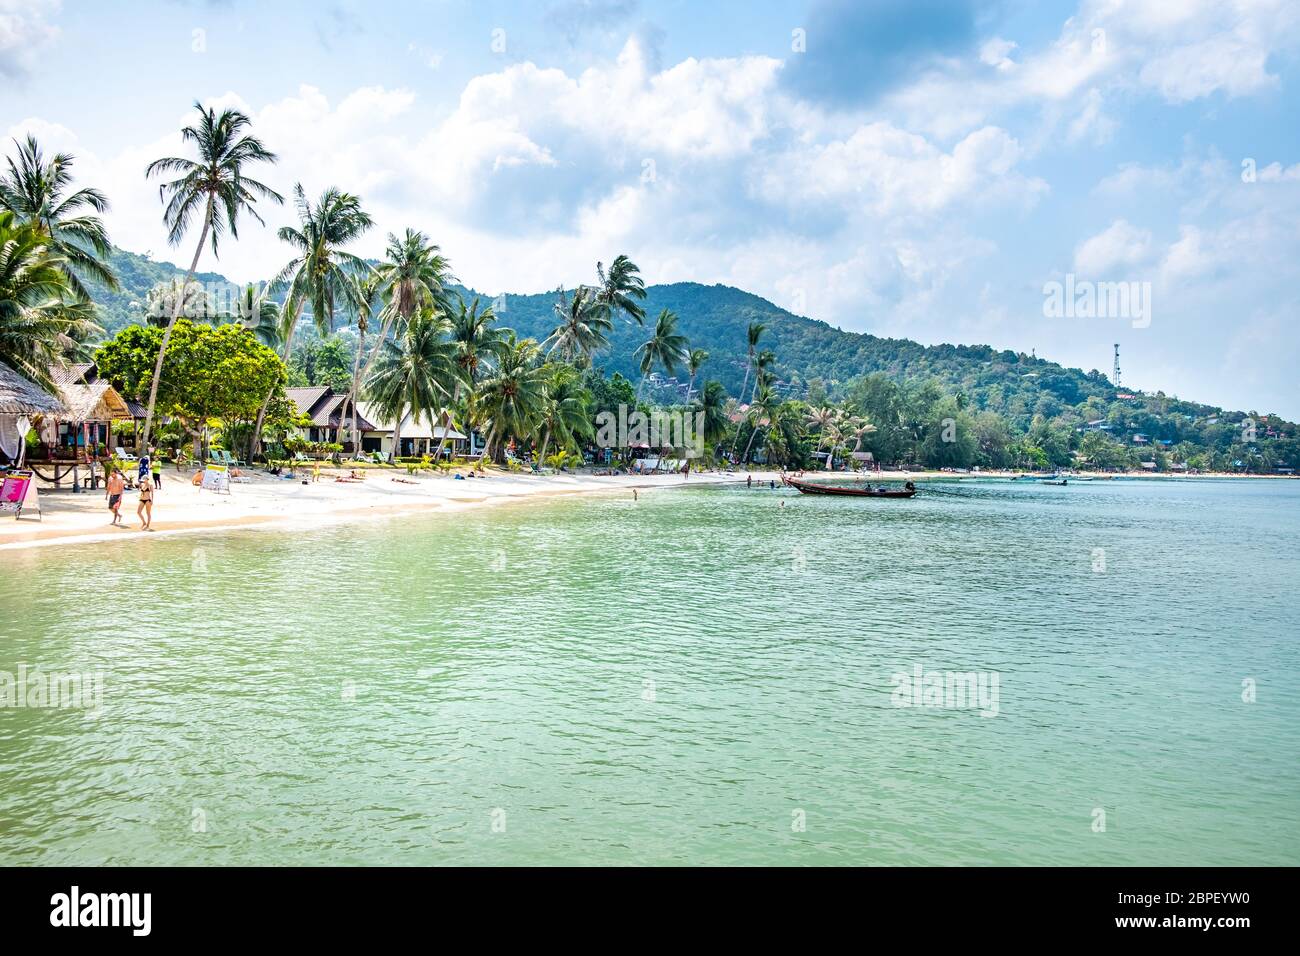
left=781, top=474, right=917, bottom=498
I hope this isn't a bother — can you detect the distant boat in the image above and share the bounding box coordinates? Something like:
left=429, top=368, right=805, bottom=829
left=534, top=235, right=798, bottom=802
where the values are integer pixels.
left=1013, top=473, right=1058, bottom=481
left=782, top=475, right=917, bottom=498
left=1039, top=479, right=1069, bottom=486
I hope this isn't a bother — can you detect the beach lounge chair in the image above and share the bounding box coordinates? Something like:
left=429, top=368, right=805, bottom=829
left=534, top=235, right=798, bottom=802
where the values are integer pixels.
left=115, top=446, right=137, bottom=461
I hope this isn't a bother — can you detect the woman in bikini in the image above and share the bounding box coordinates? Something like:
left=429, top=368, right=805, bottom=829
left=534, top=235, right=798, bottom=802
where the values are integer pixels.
left=137, top=475, right=155, bottom=530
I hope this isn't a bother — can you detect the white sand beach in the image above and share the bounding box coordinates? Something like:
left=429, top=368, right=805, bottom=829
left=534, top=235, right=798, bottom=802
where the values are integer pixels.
left=0, top=467, right=756, bottom=551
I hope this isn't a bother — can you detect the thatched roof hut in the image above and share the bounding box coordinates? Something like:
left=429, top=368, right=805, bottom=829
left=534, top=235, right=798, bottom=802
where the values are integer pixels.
left=55, top=380, right=132, bottom=423
left=0, top=360, right=63, bottom=416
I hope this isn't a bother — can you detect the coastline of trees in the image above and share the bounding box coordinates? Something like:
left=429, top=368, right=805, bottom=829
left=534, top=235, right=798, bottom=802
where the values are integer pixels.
left=2, top=106, right=1296, bottom=476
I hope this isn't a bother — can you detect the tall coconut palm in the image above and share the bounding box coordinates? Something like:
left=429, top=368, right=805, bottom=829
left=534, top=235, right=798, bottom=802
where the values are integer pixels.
left=684, top=348, right=708, bottom=401
left=806, top=405, right=835, bottom=466
left=593, top=254, right=647, bottom=326
left=693, top=380, right=730, bottom=452
left=250, top=185, right=373, bottom=458
left=737, top=321, right=765, bottom=412
left=633, top=308, right=688, bottom=400
left=364, top=230, right=454, bottom=370
left=232, top=282, right=284, bottom=349
left=0, top=134, right=118, bottom=298
left=343, top=273, right=384, bottom=454
left=142, top=102, right=281, bottom=447
left=751, top=349, right=776, bottom=404
left=476, top=333, right=546, bottom=464
left=545, top=285, right=612, bottom=366
left=432, top=295, right=506, bottom=463
left=0, top=211, right=99, bottom=390
left=536, top=367, right=593, bottom=465
left=364, top=308, right=460, bottom=463
left=740, top=380, right=779, bottom=465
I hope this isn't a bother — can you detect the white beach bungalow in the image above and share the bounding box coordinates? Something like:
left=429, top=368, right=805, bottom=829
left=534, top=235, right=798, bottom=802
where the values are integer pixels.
left=354, top=402, right=471, bottom=458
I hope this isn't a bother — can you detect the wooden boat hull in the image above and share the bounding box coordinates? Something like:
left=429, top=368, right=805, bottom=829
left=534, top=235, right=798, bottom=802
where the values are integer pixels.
left=783, top=476, right=916, bottom=498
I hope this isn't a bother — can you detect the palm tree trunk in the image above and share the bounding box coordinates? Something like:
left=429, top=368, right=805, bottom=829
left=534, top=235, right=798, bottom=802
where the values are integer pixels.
left=430, top=384, right=461, bottom=464
left=478, top=422, right=497, bottom=470
left=725, top=357, right=753, bottom=460
left=741, top=421, right=764, bottom=465
left=141, top=195, right=213, bottom=449
left=250, top=300, right=304, bottom=462
left=347, top=324, right=365, bottom=455
left=390, top=414, right=402, bottom=464
left=538, top=427, right=551, bottom=467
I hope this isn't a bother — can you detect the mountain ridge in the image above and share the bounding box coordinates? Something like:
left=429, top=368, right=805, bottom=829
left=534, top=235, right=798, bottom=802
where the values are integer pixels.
left=91, top=246, right=1296, bottom=452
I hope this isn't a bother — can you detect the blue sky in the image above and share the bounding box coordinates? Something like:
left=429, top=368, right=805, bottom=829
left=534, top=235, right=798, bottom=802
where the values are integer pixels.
left=2, top=0, right=1299, bottom=416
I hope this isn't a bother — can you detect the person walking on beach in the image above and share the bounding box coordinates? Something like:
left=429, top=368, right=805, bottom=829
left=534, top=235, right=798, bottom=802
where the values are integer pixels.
left=312, top=461, right=321, bottom=483
left=136, top=473, right=154, bottom=530
left=105, top=468, right=125, bottom=525
left=151, top=453, right=162, bottom=489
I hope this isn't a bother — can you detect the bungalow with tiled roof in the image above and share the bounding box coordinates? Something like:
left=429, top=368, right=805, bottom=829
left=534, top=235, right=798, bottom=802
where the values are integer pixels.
left=283, top=386, right=376, bottom=453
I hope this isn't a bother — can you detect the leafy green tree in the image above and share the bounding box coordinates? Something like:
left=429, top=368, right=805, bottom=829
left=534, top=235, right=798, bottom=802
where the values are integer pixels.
left=94, top=319, right=284, bottom=458
left=143, top=101, right=282, bottom=447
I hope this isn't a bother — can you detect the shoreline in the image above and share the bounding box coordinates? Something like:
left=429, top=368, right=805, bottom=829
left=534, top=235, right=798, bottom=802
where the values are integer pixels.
left=0, top=468, right=754, bottom=552
left=1, top=465, right=1289, bottom=552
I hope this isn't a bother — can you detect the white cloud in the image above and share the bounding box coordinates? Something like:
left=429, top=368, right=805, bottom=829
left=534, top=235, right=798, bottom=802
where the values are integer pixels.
left=1073, top=219, right=1154, bottom=275
left=0, top=0, right=60, bottom=78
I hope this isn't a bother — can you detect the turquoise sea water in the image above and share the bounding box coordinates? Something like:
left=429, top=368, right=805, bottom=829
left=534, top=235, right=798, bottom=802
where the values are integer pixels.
left=1, top=478, right=1297, bottom=865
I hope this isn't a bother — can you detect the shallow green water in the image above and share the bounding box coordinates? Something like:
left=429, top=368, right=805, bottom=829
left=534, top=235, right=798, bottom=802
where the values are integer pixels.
left=1, top=478, right=1297, bottom=865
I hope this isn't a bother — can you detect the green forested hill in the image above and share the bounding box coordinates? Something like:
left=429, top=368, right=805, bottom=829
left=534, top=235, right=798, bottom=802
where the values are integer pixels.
left=90, top=246, right=241, bottom=334
left=86, top=248, right=1298, bottom=470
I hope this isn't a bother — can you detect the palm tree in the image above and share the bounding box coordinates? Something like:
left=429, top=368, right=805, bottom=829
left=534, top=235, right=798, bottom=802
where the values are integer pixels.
left=751, top=349, right=776, bottom=403
left=0, top=211, right=99, bottom=390
left=433, top=295, right=506, bottom=462
left=593, top=254, right=647, bottom=326
left=633, top=308, right=688, bottom=400
left=536, top=367, right=593, bottom=465
left=806, top=405, right=835, bottom=466
left=339, top=229, right=452, bottom=456
left=684, top=348, right=708, bottom=401
left=233, top=282, right=283, bottom=349
left=343, top=273, right=384, bottom=454
left=142, top=101, right=281, bottom=447
left=693, top=380, right=730, bottom=453
left=544, top=286, right=612, bottom=366
left=737, top=321, right=765, bottom=412
left=740, top=380, right=779, bottom=465
left=250, top=185, right=373, bottom=457
left=476, top=333, right=546, bottom=464
left=0, top=134, right=118, bottom=298
left=364, top=308, right=460, bottom=462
